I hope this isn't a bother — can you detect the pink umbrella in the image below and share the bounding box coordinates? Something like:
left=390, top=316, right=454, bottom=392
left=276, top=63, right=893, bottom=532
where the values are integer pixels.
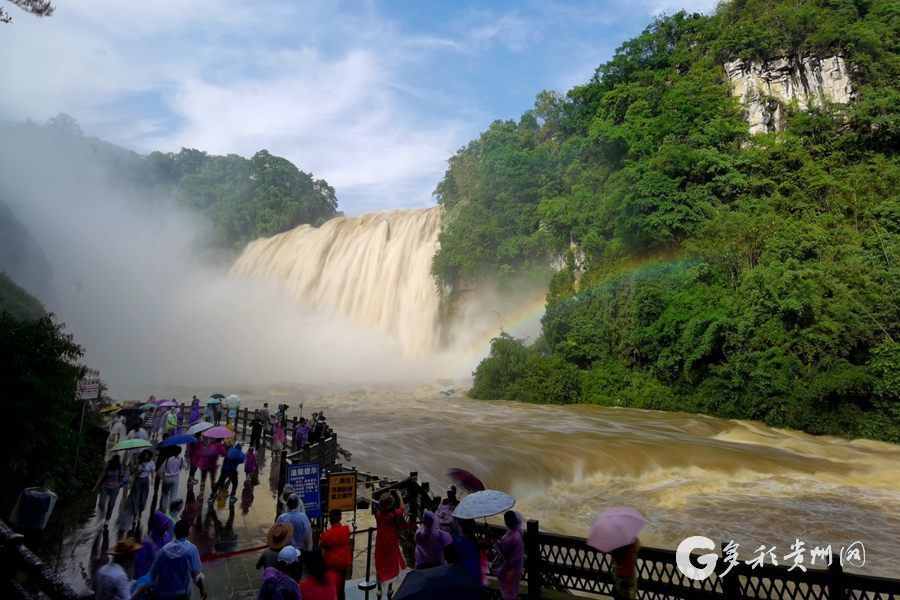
left=587, top=507, right=647, bottom=552
left=202, top=425, right=235, bottom=439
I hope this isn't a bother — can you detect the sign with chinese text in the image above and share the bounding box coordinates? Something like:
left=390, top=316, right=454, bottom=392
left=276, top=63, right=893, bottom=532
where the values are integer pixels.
left=286, top=462, right=321, bottom=518
left=327, top=472, right=357, bottom=512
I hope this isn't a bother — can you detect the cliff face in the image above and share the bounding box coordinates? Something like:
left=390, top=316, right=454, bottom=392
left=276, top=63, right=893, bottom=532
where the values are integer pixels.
left=725, top=56, right=853, bottom=134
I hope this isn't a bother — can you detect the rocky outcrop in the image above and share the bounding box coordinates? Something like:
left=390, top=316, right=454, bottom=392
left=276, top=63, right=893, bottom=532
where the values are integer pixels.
left=725, top=56, right=853, bottom=134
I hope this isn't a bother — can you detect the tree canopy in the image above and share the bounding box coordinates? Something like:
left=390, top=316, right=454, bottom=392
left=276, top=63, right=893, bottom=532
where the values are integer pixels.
left=453, top=0, right=900, bottom=442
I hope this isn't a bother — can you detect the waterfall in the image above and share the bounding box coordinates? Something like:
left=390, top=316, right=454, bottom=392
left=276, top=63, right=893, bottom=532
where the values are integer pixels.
left=231, top=207, right=445, bottom=355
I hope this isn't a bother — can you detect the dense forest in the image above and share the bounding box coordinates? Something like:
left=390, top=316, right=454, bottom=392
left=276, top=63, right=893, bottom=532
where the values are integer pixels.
left=438, top=0, right=900, bottom=441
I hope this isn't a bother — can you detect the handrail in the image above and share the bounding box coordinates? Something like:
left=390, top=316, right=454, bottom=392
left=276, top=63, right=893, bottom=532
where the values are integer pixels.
left=0, top=519, right=84, bottom=600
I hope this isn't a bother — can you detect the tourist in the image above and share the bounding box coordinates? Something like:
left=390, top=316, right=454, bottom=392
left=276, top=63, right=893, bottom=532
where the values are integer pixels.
left=452, top=518, right=482, bottom=583
left=312, top=414, right=328, bottom=443
left=610, top=539, right=640, bottom=600
left=131, top=450, right=154, bottom=521
left=299, top=549, right=337, bottom=600
left=273, top=420, right=285, bottom=452
left=151, top=406, right=165, bottom=441
left=293, top=417, right=310, bottom=450
left=189, top=396, right=201, bottom=425
left=414, top=509, right=451, bottom=569
left=94, top=454, right=127, bottom=524
left=149, top=520, right=207, bottom=600
left=134, top=511, right=174, bottom=579
left=493, top=511, right=524, bottom=600
left=435, top=485, right=459, bottom=533
left=245, top=446, right=259, bottom=483
left=374, top=491, right=406, bottom=599
left=158, top=446, right=185, bottom=513
left=197, top=438, right=226, bottom=490
left=308, top=413, right=321, bottom=444
left=167, top=499, right=184, bottom=523
left=109, top=416, right=127, bottom=447
left=94, top=538, right=141, bottom=600
left=164, top=407, right=178, bottom=437
left=187, top=434, right=202, bottom=484
left=205, top=400, right=215, bottom=423
left=257, top=523, right=294, bottom=573
left=250, top=411, right=264, bottom=449
left=258, top=545, right=302, bottom=600
left=213, top=442, right=245, bottom=500
left=319, top=509, right=351, bottom=600
left=276, top=495, right=313, bottom=555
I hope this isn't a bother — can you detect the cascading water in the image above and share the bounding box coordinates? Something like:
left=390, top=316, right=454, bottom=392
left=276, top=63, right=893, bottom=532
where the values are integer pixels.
left=231, top=208, right=447, bottom=355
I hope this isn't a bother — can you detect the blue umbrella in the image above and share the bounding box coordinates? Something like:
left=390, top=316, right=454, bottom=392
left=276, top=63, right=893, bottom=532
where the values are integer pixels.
left=158, top=434, right=197, bottom=447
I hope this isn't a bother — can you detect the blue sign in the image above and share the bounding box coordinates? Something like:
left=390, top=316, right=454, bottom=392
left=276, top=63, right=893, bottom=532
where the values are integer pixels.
left=286, top=462, right=321, bottom=518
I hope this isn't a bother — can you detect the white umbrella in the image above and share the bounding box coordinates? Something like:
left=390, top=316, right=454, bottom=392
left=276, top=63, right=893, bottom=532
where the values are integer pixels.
left=587, top=507, right=647, bottom=552
left=452, top=490, right=515, bottom=519
left=187, top=421, right=214, bottom=435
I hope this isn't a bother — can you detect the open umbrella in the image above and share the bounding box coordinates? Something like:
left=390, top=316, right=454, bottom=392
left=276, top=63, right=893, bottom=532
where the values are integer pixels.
left=111, top=439, right=153, bottom=452
left=394, top=564, right=481, bottom=600
left=452, top=490, right=515, bottom=519
left=159, top=401, right=177, bottom=408
left=448, top=468, right=486, bottom=493
left=205, top=397, right=221, bottom=405
left=210, top=393, right=226, bottom=399
left=99, top=404, right=121, bottom=414
left=587, top=507, right=647, bottom=552
left=224, top=394, right=241, bottom=409
left=187, top=421, right=214, bottom=435
left=202, top=426, right=234, bottom=439
left=158, top=434, right=197, bottom=447
left=140, top=403, right=156, bottom=410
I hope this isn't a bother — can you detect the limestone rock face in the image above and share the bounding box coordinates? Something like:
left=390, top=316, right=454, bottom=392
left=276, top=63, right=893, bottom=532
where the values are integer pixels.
left=725, top=56, right=853, bottom=134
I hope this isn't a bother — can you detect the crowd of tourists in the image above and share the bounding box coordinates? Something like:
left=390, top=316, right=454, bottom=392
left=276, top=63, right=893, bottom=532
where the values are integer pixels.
left=93, top=398, right=639, bottom=600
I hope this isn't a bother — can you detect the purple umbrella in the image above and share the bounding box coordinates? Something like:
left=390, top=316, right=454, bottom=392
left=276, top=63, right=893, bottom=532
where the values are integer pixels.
left=447, top=468, right=485, bottom=493
left=587, top=507, right=647, bottom=552
left=159, top=401, right=177, bottom=408
left=202, top=426, right=235, bottom=439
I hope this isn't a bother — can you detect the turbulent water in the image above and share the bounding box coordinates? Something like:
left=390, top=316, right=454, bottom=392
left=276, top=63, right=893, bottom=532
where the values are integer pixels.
left=232, top=208, right=446, bottom=354
left=114, top=382, right=900, bottom=577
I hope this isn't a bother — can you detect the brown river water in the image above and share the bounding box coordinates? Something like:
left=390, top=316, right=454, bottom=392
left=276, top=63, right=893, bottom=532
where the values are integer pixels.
left=122, top=380, right=900, bottom=577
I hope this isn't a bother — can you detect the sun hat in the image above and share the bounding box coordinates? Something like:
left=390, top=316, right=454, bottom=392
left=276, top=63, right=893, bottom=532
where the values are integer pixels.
left=277, top=545, right=300, bottom=564
left=267, top=523, right=294, bottom=550
left=109, top=538, right=142, bottom=556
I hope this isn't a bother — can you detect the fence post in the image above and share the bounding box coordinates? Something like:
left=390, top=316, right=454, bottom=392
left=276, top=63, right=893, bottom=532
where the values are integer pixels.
left=526, top=519, right=541, bottom=600
left=828, top=552, right=843, bottom=600
left=408, top=472, right=419, bottom=521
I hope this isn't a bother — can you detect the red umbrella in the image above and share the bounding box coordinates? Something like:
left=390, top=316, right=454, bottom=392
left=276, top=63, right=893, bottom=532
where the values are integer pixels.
left=447, top=468, right=485, bottom=493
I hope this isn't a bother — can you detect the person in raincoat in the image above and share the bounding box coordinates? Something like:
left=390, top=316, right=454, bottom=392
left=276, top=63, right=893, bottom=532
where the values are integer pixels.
left=435, top=486, right=459, bottom=534
left=374, top=491, right=406, bottom=598
left=319, top=509, right=352, bottom=600
left=414, top=510, right=452, bottom=569
left=258, top=546, right=302, bottom=600
left=164, top=408, right=178, bottom=437
left=213, top=442, right=245, bottom=500
left=493, top=511, right=524, bottom=600
left=189, top=396, right=201, bottom=425
left=134, top=511, right=174, bottom=579
left=244, top=446, right=259, bottom=483
left=197, top=438, right=226, bottom=490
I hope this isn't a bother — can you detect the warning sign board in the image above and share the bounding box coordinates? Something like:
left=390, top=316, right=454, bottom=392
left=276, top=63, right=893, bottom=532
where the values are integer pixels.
left=327, top=472, right=357, bottom=512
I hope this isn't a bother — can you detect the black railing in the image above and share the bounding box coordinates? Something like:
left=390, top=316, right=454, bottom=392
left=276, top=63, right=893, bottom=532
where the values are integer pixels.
left=0, top=520, right=85, bottom=600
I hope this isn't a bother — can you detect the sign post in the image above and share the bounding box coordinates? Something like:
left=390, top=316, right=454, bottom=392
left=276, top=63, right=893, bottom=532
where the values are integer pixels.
left=286, top=462, right=322, bottom=519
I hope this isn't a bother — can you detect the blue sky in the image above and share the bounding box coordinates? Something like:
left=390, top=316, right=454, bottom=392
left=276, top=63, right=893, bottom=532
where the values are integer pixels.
left=0, top=0, right=715, bottom=214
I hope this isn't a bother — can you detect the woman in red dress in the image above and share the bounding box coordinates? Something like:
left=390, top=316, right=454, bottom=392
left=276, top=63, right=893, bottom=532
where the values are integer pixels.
left=374, top=491, right=406, bottom=598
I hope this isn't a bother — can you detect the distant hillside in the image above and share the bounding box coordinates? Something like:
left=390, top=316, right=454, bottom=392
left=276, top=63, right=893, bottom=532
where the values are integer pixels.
left=445, top=0, right=900, bottom=441
left=0, top=273, right=46, bottom=321
left=0, top=116, right=340, bottom=252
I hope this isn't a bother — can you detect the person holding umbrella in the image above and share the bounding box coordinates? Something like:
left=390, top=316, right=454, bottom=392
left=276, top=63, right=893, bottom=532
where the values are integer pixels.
left=94, top=454, right=128, bottom=525
left=158, top=446, right=185, bottom=513
left=374, top=490, right=407, bottom=599
left=587, top=507, right=647, bottom=600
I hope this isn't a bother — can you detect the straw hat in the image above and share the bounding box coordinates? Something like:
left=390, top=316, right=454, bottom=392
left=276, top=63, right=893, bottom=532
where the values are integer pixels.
left=109, top=538, right=142, bottom=556
left=267, top=523, right=294, bottom=550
